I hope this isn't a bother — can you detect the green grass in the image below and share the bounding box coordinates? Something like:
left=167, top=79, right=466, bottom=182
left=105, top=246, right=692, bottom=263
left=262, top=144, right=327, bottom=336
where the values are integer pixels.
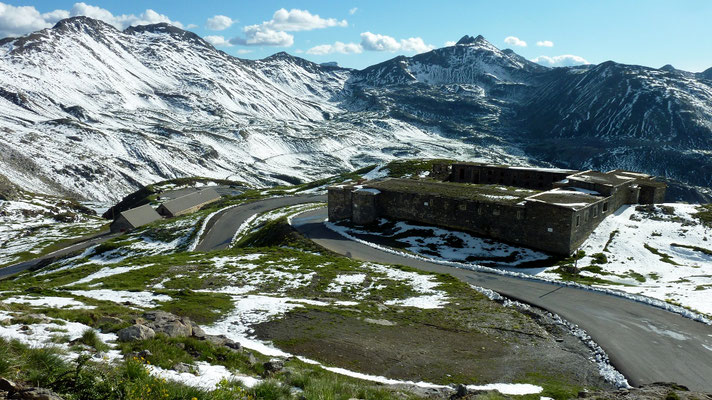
left=603, top=230, right=619, bottom=252
left=383, top=158, right=454, bottom=178
left=75, top=329, right=110, bottom=352
left=590, top=253, right=608, bottom=264
left=693, top=203, right=712, bottom=227
left=627, top=271, right=647, bottom=283
left=644, top=244, right=681, bottom=265
left=159, top=289, right=234, bottom=325
left=119, top=335, right=263, bottom=375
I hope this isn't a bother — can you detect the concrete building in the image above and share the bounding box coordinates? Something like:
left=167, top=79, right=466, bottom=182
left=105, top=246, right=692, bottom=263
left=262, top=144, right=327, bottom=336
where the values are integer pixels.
left=110, top=204, right=162, bottom=233
left=157, top=188, right=221, bottom=218
left=328, top=162, right=666, bottom=256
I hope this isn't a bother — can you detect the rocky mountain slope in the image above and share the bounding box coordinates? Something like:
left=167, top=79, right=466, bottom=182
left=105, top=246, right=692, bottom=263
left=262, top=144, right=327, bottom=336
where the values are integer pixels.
left=1, top=18, right=710, bottom=202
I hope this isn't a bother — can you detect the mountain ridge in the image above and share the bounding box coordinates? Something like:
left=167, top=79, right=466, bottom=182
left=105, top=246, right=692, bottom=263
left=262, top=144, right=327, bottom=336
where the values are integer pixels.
left=0, top=17, right=710, bottom=202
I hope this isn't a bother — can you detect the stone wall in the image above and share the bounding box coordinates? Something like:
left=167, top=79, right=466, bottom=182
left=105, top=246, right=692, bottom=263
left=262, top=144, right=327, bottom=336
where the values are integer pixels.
left=352, top=190, right=378, bottom=224
left=327, top=186, right=352, bottom=221
left=374, top=187, right=579, bottom=255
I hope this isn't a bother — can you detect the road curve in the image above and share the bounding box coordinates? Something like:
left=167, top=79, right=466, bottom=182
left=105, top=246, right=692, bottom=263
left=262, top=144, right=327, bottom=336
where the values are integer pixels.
left=194, top=195, right=327, bottom=251
left=0, top=231, right=116, bottom=279
left=291, top=207, right=712, bottom=391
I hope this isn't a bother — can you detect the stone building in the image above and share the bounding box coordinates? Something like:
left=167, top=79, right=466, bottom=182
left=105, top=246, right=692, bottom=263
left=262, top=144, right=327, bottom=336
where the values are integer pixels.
left=110, top=204, right=162, bottom=233
left=157, top=188, right=221, bottom=218
left=328, top=162, right=666, bottom=255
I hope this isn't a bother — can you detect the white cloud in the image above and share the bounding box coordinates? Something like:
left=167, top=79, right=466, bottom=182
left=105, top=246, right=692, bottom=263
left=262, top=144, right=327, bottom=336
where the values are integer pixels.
left=360, top=32, right=434, bottom=54
left=444, top=40, right=456, bottom=47
left=0, top=2, right=64, bottom=36
left=360, top=32, right=400, bottom=51
left=349, top=7, right=358, bottom=15
left=230, top=8, right=345, bottom=47
left=204, top=35, right=232, bottom=47
left=536, top=40, right=554, bottom=47
left=206, top=15, right=234, bottom=31
left=0, top=2, right=184, bottom=37
left=399, top=37, right=433, bottom=53
left=230, top=28, right=294, bottom=46
left=504, top=36, right=527, bottom=47
left=267, top=8, right=347, bottom=31
left=186, top=23, right=198, bottom=29
left=307, top=41, right=362, bottom=55
left=531, top=54, right=590, bottom=67
left=236, top=49, right=253, bottom=54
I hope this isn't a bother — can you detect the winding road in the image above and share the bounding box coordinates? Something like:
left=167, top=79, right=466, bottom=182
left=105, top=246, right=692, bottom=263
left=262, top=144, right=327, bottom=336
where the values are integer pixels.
left=6, top=194, right=711, bottom=390
left=196, top=198, right=712, bottom=390
left=194, top=195, right=326, bottom=251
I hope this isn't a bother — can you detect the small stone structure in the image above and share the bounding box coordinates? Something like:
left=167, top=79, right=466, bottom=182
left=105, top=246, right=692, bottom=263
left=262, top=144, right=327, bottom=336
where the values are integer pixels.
left=109, top=204, right=161, bottom=233
left=328, top=162, right=666, bottom=255
left=157, top=188, right=220, bottom=217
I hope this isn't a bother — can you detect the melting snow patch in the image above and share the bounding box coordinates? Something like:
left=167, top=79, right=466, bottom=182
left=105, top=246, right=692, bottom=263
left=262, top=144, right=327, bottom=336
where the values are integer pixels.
left=70, top=290, right=171, bottom=308
left=2, top=295, right=95, bottom=310
left=68, top=264, right=153, bottom=286
left=203, top=295, right=328, bottom=357
left=147, top=362, right=260, bottom=390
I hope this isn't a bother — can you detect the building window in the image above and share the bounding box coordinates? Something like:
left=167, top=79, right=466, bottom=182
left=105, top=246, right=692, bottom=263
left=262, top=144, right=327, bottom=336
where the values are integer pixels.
left=477, top=206, right=483, bottom=215
left=516, top=210, right=524, bottom=220
left=593, top=206, right=598, bottom=218
left=459, top=169, right=465, bottom=180
left=493, top=208, right=500, bottom=216
left=576, top=215, right=580, bottom=227
left=603, top=202, right=609, bottom=212
left=459, top=203, right=467, bottom=211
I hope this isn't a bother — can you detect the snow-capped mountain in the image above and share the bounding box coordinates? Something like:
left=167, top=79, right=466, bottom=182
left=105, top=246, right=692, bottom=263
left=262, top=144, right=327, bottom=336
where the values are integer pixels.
left=0, top=17, right=710, bottom=202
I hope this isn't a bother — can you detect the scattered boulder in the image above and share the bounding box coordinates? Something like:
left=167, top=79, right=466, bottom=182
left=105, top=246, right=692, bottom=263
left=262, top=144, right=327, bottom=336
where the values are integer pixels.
left=263, top=359, right=284, bottom=374
left=172, top=363, right=194, bottom=374
left=17, top=387, right=64, bottom=400
left=117, top=324, right=155, bottom=342
left=204, top=334, right=241, bottom=350
left=0, top=379, right=20, bottom=393
left=142, top=311, right=192, bottom=338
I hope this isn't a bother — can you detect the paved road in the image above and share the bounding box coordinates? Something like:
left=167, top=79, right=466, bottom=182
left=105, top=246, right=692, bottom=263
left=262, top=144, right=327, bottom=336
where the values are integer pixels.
left=194, top=195, right=327, bottom=251
left=0, top=231, right=117, bottom=279
left=160, top=185, right=246, bottom=200
left=290, top=207, right=712, bottom=391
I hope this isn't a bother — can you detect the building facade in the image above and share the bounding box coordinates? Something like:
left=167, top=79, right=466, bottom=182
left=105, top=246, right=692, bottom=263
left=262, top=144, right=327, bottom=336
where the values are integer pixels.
left=328, top=162, right=666, bottom=255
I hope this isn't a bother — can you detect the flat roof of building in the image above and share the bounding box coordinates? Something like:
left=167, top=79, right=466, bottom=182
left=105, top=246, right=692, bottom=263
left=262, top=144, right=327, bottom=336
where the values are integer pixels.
left=451, top=162, right=579, bottom=175
left=610, top=170, right=667, bottom=188
left=526, top=188, right=603, bottom=210
left=366, top=178, right=540, bottom=205
left=567, top=170, right=635, bottom=187
left=160, top=188, right=220, bottom=215
left=120, top=204, right=161, bottom=227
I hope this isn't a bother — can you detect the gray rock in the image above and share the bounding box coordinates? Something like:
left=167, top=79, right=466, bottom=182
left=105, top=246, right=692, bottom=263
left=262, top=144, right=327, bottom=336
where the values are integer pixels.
left=263, top=359, right=284, bottom=374
left=246, top=351, right=258, bottom=366
left=143, top=311, right=192, bottom=338
left=172, top=363, right=193, bottom=374
left=190, top=322, right=206, bottom=339
left=0, top=378, right=21, bottom=393
left=18, top=387, right=64, bottom=400
left=117, top=324, right=155, bottom=342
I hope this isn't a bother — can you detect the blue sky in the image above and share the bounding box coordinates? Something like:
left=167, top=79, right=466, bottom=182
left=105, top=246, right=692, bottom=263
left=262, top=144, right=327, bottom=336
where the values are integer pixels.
left=1, top=0, right=711, bottom=71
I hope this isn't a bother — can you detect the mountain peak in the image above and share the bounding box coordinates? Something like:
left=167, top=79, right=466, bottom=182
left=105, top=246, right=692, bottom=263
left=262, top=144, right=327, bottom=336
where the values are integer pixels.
left=124, top=23, right=212, bottom=48
left=660, top=64, right=677, bottom=72
left=52, top=16, right=117, bottom=32
left=455, top=35, right=486, bottom=46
